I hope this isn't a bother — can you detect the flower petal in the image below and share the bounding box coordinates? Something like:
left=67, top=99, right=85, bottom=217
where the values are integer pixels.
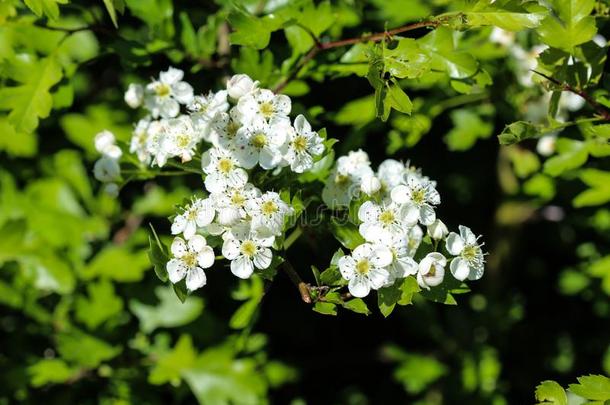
left=197, top=246, right=215, bottom=269
left=419, top=204, right=436, bottom=226
left=167, top=258, right=187, bottom=283
left=338, top=255, right=356, bottom=280
left=171, top=215, right=187, bottom=235
left=171, top=237, right=187, bottom=258
left=445, top=232, right=465, bottom=255
left=348, top=276, right=371, bottom=298
left=450, top=257, right=470, bottom=281
left=390, top=185, right=410, bottom=204
left=253, top=248, right=272, bottom=269
left=186, top=267, right=207, bottom=291
left=231, top=256, right=254, bottom=279
left=368, top=267, right=389, bottom=289
left=188, top=235, right=207, bottom=252
left=370, top=246, right=393, bottom=267
left=358, top=201, right=380, bottom=223
left=222, top=238, right=241, bottom=260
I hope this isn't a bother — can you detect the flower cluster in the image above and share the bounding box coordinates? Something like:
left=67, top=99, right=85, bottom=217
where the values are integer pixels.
left=92, top=130, right=122, bottom=197
left=324, top=153, right=486, bottom=298
left=120, top=68, right=325, bottom=291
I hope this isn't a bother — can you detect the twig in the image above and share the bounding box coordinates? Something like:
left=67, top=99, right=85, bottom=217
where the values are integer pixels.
left=272, top=17, right=447, bottom=93
left=532, top=70, right=610, bottom=121
left=281, top=260, right=312, bottom=303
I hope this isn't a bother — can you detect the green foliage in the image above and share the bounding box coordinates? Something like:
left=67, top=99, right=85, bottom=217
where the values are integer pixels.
left=536, top=375, right=610, bottom=404
left=130, top=287, right=204, bottom=333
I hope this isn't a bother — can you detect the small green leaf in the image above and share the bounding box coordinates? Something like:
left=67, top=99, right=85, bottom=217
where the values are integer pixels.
left=313, top=301, right=337, bottom=315
left=343, top=298, right=370, bottom=315
left=568, top=375, right=610, bottom=401
left=535, top=380, right=567, bottom=405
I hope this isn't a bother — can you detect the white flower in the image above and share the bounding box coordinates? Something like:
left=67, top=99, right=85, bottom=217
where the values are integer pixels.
left=536, top=134, right=557, bottom=156
left=283, top=115, right=324, bottom=173
left=245, top=191, right=293, bottom=236
left=427, top=219, right=448, bottom=240
left=222, top=224, right=274, bottom=279
left=391, top=174, right=441, bottom=226
left=233, top=121, right=287, bottom=169
left=357, top=200, right=414, bottom=244
left=171, top=198, right=215, bottom=240
left=124, top=83, right=144, bottom=108
left=337, top=149, right=371, bottom=174
left=167, top=235, right=214, bottom=291
left=360, top=173, right=381, bottom=196
left=161, top=115, right=199, bottom=163
left=103, top=182, right=119, bottom=197
left=93, top=157, right=120, bottom=182
left=145, top=67, right=194, bottom=118
left=446, top=225, right=485, bottom=281
left=338, top=243, right=392, bottom=297
left=236, top=88, right=291, bottom=126
left=94, top=130, right=122, bottom=159
left=417, top=252, right=446, bottom=290
left=201, top=147, right=248, bottom=194
left=377, top=159, right=406, bottom=192
left=144, top=120, right=169, bottom=167
left=211, top=183, right=261, bottom=226
left=322, top=150, right=374, bottom=208
left=130, top=118, right=152, bottom=163
left=227, top=74, right=258, bottom=100
left=187, top=91, right=229, bottom=141
left=384, top=233, right=418, bottom=285
left=489, top=27, right=515, bottom=47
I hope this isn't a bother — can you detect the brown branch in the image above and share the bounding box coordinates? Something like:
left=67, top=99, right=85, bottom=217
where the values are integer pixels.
left=532, top=70, right=610, bottom=121
left=281, top=260, right=312, bottom=303
left=272, top=17, right=448, bottom=93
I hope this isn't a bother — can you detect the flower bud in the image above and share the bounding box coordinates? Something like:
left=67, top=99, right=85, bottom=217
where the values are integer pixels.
left=93, top=157, right=120, bottom=182
left=226, top=74, right=257, bottom=99
left=536, top=134, right=556, bottom=157
left=95, top=130, right=122, bottom=159
left=360, top=174, right=381, bottom=196
left=124, top=83, right=143, bottom=108
left=103, top=183, right=119, bottom=197
left=427, top=219, right=448, bottom=240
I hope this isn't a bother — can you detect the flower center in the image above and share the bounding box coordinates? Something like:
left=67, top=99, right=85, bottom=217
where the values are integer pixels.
left=292, top=135, right=308, bottom=152
left=155, top=83, right=171, bottom=97
left=356, top=259, right=370, bottom=275
left=379, top=210, right=395, bottom=226
left=227, top=121, right=239, bottom=138
left=177, top=133, right=191, bottom=148
left=428, top=264, right=437, bottom=277
left=335, top=174, right=350, bottom=186
left=261, top=200, right=278, bottom=215
left=187, top=207, right=198, bottom=220
left=218, top=158, right=233, bottom=174
left=259, top=102, right=274, bottom=118
left=411, top=188, right=425, bottom=205
left=183, top=252, right=197, bottom=268
left=230, top=191, right=246, bottom=206
left=240, top=240, right=257, bottom=257
left=252, top=133, right=268, bottom=148
left=462, top=245, right=479, bottom=261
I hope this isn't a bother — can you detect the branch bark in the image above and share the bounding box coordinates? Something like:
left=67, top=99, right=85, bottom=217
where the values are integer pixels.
left=281, top=260, right=312, bottom=304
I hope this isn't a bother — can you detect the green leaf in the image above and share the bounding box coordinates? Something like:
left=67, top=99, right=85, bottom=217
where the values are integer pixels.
left=538, top=0, right=597, bottom=51
left=535, top=380, right=567, bottom=405
left=523, top=174, right=556, bottom=200
left=313, top=301, right=337, bottom=315
left=343, top=298, right=370, bottom=315
left=544, top=139, right=589, bottom=177
left=149, top=335, right=197, bottom=386
left=102, top=0, right=125, bottom=28
left=0, top=55, right=63, bottom=133
left=148, top=228, right=169, bottom=282
left=82, top=245, right=150, bottom=283
left=378, top=276, right=420, bottom=317
left=333, top=95, right=376, bottom=127
left=129, top=286, right=204, bottom=333
left=28, top=359, right=79, bottom=387
left=568, top=375, right=610, bottom=400
left=445, top=109, right=493, bottom=151
left=75, top=280, right=124, bottom=330
left=386, top=83, right=413, bottom=115
left=330, top=219, right=365, bottom=249
left=383, top=38, right=431, bottom=79
left=418, top=26, right=478, bottom=79
left=228, top=8, right=273, bottom=49
left=230, top=277, right=264, bottom=330
left=386, top=346, right=448, bottom=394
left=573, top=169, right=610, bottom=207
left=463, top=2, right=546, bottom=31
left=23, top=0, right=67, bottom=20
left=56, top=329, right=122, bottom=368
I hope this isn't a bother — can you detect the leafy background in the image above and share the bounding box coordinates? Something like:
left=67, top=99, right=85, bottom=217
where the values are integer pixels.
left=0, top=0, right=609, bottom=404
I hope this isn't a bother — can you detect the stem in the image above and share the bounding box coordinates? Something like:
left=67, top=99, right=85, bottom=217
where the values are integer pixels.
left=272, top=17, right=448, bottom=93
left=283, top=226, right=303, bottom=250
left=281, top=260, right=312, bottom=304
left=532, top=70, right=610, bottom=121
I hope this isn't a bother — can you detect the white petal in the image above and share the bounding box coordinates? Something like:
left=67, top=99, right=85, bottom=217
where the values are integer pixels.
left=184, top=221, right=197, bottom=240
left=348, top=276, right=371, bottom=298
left=204, top=173, right=225, bottom=194
left=253, top=248, right=272, bottom=269
left=338, top=255, right=356, bottom=280
left=459, top=225, right=478, bottom=245
left=222, top=238, right=241, bottom=260
left=160, top=67, right=183, bottom=84
left=259, top=147, right=281, bottom=169
left=368, top=267, right=389, bottom=289
left=197, top=246, right=215, bottom=269
left=370, top=246, right=393, bottom=267
left=450, top=257, right=470, bottom=281
left=231, top=256, right=254, bottom=279
left=171, top=237, right=187, bottom=258
left=173, top=82, right=194, bottom=104
left=390, top=185, right=410, bottom=204
left=358, top=201, right=380, bottom=223
left=228, top=168, right=248, bottom=188
left=196, top=200, right=215, bottom=226
left=445, top=232, right=465, bottom=255
left=427, top=187, right=441, bottom=205
left=394, top=256, right=418, bottom=277
left=419, top=205, right=436, bottom=226
left=402, top=204, right=420, bottom=226
left=159, top=98, right=180, bottom=118
left=188, top=235, right=207, bottom=252
left=171, top=215, right=187, bottom=235
left=186, top=267, right=207, bottom=291
left=352, top=243, right=373, bottom=261
left=167, top=258, right=187, bottom=283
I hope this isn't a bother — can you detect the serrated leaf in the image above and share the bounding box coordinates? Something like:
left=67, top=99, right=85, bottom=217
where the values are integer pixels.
left=343, top=298, right=370, bottom=315
left=313, top=301, right=337, bottom=315
left=0, top=55, right=63, bottom=133
left=538, top=0, right=597, bottom=51
left=23, top=0, right=67, bottom=20
left=568, top=375, right=610, bottom=400
left=535, top=380, right=567, bottom=405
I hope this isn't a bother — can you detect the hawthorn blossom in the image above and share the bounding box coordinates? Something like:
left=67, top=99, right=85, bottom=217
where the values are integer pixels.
left=237, top=88, right=291, bottom=126
left=124, top=83, right=144, bottom=108
left=94, top=130, right=122, bottom=159
left=377, top=159, right=406, bottom=192
left=233, top=121, right=287, bottom=169
left=167, top=235, right=214, bottom=291
left=211, top=183, right=261, bottom=226
left=201, top=147, right=248, bottom=194
left=406, top=225, right=423, bottom=257
left=384, top=233, right=419, bottom=285
left=391, top=173, right=441, bottom=226
left=210, top=110, right=243, bottom=150
left=226, top=74, right=258, bottom=100
left=427, top=219, right=448, bottom=240
left=322, top=150, right=374, bottom=208
left=246, top=191, right=293, bottom=236
left=130, top=118, right=152, bottom=163
left=93, top=157, right=120, bottom=182
left=171, top=198, right=215, bottom=240
left=338, top=243, right=392, bottom=298
left=187, top=91, right=229, bottom=141
left=145, top=67, right=194, bottom=118
left=417, top=252, right=446, bottom=290
left=222, top=224, right=275, bottom=279
left=161, top=115, right=199, bottom=163
left=284, top=114, right=324, bottom=173
left=446, top=225, right=486, bottom=281
left=358, top=200, right=414, bottom=244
